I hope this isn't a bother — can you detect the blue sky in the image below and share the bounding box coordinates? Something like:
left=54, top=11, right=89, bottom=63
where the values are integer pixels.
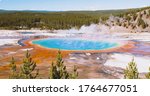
left=0, top=0, right=150, bottom=11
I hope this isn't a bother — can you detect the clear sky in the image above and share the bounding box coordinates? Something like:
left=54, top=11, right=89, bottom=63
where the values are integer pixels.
left=0, top=0, right=150, bottom=11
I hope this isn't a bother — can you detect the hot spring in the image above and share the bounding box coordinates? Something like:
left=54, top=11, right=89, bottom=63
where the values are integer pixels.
left=32, top=38, right=119, bottom=51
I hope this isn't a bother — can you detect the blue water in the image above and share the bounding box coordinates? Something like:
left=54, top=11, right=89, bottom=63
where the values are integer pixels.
left=32, top=38, right=118, bottom=50
left=20, top=32, right=34, bottom=34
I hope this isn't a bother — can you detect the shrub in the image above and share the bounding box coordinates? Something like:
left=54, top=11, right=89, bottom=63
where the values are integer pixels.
left=19, top=51, right=39, bottom=79
left=49, top=51, right=78, bottom=79
left=145, top=67, right=150, bottom=79
left=123, top=23, right=127, bottom=27
left=125, top=16, right=131, bottom=21
left=143, top=10, right=146, bottom=14
left=124, top=59, right=139, bottom=79
left=133, top=14, right=137, bottom=21
left=137, top=18, right=148, bottom=29
left=9, top=51, right=39, bottom=79
left=9, top=57, right=20, bottom=79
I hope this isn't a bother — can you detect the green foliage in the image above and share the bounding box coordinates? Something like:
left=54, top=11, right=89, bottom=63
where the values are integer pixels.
left=118, top=22, right=122, bottom=26
left=9, top=57, right=20, bottom=79
left=49, top=51, right=78, bottom=79
left=69, top=66, right=78, bottom=79
left=123, top=23, right=127, bottom=27
left=0, top=7, right=146, bottom=30
left=9, top=51, right=39, bottom=79
left=0, top=12, right=100, bottom=30
left=10, top=57, right=16, bottom=72
left=131, top=25, right=136, bottom=29
left=19, top=51, right=39, bottom=79
left=9, top=50, right=78, bottom=79
left=0, top=6, right=149, bottom=30
left=145, top=67, right=150, bottom=79
left=100, top=16, right=109, bottom=22
left=132, top=14, right=137, bottom=21
left=124, top=59, right=139, bottom=79
left=125, top=16, right=131, bottom=21
left=143, top=10, right=146, bottom=14
left=115, top=7, right=149, bottom=18
left=137, top=18, right=148, bottom=29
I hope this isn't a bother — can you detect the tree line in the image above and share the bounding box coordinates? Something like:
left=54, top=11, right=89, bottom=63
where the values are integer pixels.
left=1, top=7, right=149, bottom=30
left=0, top=12, right=100, bottom=30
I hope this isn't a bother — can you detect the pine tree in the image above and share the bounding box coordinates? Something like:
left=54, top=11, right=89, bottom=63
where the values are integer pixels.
left=143, top=10, right=146, bottom=14
left=133, top=14, right=137, bottom=21
left=49, top=50, right=78, bottom=79
left=69, top=66, right=78, bottom=79
left=9, top=57, right=19, bottom=79
left=19, top=51, right=39, bottom=79
left=137, top=18, right=148, bottom=29
left=124, top=59, right=139, bottom=79
left=145, top=67, right=150, bottom=79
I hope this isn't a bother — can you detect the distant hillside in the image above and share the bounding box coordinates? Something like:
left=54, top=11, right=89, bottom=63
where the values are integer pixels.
left=0, top=9, right=14, bottom=13
left=105, top=6, right=150, bottom=32
left=0, top=6, right=149, bottom=30
left=0, top=9, right=57, bottom=13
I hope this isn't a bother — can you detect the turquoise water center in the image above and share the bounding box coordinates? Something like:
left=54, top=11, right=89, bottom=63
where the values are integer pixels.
left=32, top=38, right=119, bottom=50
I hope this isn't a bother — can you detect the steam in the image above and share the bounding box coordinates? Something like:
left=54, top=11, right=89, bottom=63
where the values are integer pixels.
left=56, top=23, right=110, bottom=34
left=54, top=23, right=114, bottom=41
